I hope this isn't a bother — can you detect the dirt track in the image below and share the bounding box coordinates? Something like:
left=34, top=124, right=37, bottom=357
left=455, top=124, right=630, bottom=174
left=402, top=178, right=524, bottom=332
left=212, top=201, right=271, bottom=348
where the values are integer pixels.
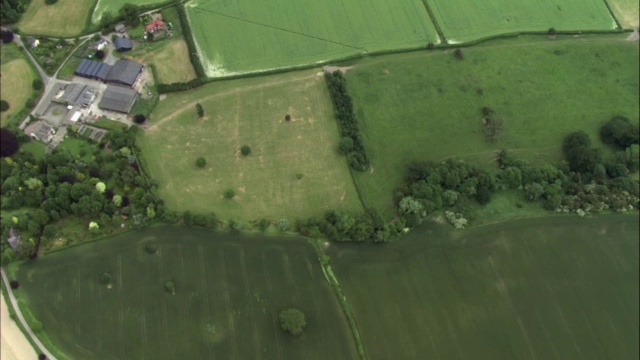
left=1, top=293, right=38, bottom=360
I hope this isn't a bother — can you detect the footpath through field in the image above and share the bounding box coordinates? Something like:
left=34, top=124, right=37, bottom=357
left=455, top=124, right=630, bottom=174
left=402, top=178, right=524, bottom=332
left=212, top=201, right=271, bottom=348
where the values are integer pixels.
left=1, top=292, right=38, bottom=360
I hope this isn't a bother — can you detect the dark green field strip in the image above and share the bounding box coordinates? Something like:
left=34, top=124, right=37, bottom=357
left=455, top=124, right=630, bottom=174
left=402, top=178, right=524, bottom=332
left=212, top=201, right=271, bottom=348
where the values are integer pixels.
left=330, top=215, right=639, bottom=360
left=15, top=228, right=358, bottom=360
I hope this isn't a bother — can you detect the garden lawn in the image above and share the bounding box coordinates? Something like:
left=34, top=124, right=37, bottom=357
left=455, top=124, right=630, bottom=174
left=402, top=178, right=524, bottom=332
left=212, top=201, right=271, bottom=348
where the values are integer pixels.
left=18, top=0, right=95, bottom=37
left=425, top=0, right=616, bottom=43
left=346, top=34, right=639, bottom=218
left=608, top=0, right=640, bottom=29
left=185, top=0, right=438, bottom=77
left=139, top=69, right=363, bottom=221
left=0, top=44, right=38, bottom=127
left=329, top=214, right=639, bottom=360
left=12, top=227, right=359, bottom=360
left=131, top=40, right=196, bottom=84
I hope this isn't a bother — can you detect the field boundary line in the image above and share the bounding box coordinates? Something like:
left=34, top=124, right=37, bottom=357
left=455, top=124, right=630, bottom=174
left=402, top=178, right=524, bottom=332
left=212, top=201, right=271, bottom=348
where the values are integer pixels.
left=419, top=0, right=446, bottom=43
left=198, top=246, right=216, bottom=359
left=600, top=0, right=624, bottom=29
left=219, top=249, right=239, bottom=358
left=239, top=248, right=262, bottom=360
left=0, top=267, right=58, bottom=360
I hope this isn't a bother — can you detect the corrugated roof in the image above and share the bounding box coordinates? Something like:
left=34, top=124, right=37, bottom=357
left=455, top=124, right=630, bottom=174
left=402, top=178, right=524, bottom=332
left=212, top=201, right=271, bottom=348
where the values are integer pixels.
left=76, top=59, right=91, bottom=76
left=105, top=59, right=143, bottom=87
left=96, top=63, right=112, bottom=81
left=114, top=37, right=132, bottom=51
left=98, top=85, right=137, bottom=113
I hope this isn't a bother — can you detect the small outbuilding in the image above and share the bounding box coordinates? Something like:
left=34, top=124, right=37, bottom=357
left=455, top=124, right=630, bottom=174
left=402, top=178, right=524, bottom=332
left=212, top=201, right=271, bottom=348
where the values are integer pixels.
left=7, top=228, right=21, bottom=251
left=115, top=23, right=126, bottom=33
left=98, top=85, right=138, bottom=114
left=114, top=37, right=132, bottom=52
left=25, top=36, right=39, bottom=48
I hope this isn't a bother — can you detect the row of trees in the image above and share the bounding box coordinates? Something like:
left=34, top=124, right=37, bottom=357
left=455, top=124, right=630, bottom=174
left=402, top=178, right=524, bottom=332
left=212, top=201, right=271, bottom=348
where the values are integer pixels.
left=325, top=71, right=370, bottom=171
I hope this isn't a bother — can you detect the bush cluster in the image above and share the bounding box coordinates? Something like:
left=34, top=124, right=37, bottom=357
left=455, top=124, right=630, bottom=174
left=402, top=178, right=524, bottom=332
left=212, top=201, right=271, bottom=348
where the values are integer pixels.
left=325, top=71, right=370, bottom=171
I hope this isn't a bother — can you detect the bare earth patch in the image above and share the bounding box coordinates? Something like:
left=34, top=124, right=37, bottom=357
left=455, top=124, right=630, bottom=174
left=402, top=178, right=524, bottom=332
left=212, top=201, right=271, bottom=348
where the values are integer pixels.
left=1, top=293, right=38, bottom=360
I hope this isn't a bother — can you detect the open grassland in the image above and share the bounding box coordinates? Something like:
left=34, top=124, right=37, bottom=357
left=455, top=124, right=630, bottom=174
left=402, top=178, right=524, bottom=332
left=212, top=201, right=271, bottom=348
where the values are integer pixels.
left=330, top=214, right=639, bottom=360
left=92, top=0, right=169, bottom=24
left=139, top=69, right=362, bottom=221
left=0, top=45, right=38, bottom=127
left=12, top=227, right=358, bottom=360
left=132, top=40, right=196, bottom=83
left=608, top=0, right=640, bottom=29
left=426, top=0, right=616, bottom=43
left=18, top=0, right=95, bottom=37
left=185, top=0, right=437, bottom=77
left=345, top=35, right=639, bottom=217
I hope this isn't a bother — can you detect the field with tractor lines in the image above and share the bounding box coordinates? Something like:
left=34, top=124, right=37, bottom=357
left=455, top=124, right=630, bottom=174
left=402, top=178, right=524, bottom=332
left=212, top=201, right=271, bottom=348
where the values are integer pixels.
left=185, top=0, right=438, bottom=77
left=12, top=227, right=358, bottom=360
left=329, top=214, right=639, bottom=360
left=425, top=0, right=617, bottom=43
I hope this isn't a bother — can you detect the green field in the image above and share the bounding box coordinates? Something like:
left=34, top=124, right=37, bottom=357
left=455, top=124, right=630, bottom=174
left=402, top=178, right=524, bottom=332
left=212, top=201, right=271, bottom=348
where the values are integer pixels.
left=91, top=0, right=168, bottom=24
left=608, top=0, right=640, bottom=29
left=18, top=0, right=95, bottom=37
left=345, top=35, right=639, bottom=217
left=0, top=44, right=38, bottom=127
left=425, top=0, right=616, bottom=43
left=185, top=0, right=438, bottom=77
left=329, top=214, right=639, bottom=359
left=139, top=69, right=363, bottom=221
left=12, top=227, right=358, bottom=360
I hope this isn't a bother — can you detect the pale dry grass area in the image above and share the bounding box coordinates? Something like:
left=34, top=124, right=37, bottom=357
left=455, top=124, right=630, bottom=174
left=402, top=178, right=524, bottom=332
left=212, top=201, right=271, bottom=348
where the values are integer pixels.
left=18, top=0, right=94, bottom=37
left=1, top=49, right=36, bottom=127
left=133, top=39, right=196, bottom=84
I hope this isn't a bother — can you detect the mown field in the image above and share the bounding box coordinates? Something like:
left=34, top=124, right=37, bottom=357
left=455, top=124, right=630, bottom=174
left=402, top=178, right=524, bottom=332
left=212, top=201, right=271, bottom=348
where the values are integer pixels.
left=18, top=0, right=95, bottom=37
left=608, top=0, right=640, bottom=29
left=330, top=214, right=639, bottom=360
left=12, top=227, right=358, bottom=360
left=138, top=69, right=362, bottom=221
left=0, top=44, right=38, bottom=127
left=425, top=0, right=616, bottom=43
left=185, top=0, right=437, bottom=77
left=345, top=35, right=639, bottom=218
left=91, top=0, right=168, bottom=24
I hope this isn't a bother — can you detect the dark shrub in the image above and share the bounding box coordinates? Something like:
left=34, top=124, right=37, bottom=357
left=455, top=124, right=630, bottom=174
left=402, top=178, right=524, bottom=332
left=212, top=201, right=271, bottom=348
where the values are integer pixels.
left=0, top=100, right=9, bottom=112
left=453, top=49, right=463, bottom=60
left=10, top=280, right=19, bottom=289
left=0, top=128, right=19, bottom=157
left=133, top=114, right=146, bottom=124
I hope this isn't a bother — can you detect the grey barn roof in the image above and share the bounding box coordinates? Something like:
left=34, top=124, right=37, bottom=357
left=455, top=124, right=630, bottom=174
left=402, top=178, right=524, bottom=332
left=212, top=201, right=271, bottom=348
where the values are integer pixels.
left=98, top=85, right=138, bottom=113
left=114, top=37, right=132, bottom=52
left=75, top=59, right=112, bottom=81
left=105, top=59, right=143, bottom=87
left=58, top=84, right=97, bottom=106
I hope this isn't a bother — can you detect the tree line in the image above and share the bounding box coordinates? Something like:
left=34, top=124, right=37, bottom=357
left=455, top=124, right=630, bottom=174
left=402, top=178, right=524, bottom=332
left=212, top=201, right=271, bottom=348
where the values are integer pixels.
left=325, top=71, right=370, bottom=172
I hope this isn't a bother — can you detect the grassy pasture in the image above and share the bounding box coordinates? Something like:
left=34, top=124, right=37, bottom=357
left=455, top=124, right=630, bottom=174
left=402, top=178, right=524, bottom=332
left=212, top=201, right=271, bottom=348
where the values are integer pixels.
left=345, top=35, right=639, bottom=218
left=18, top=0, right=95, bottom=37
left=425, top=0, right=616, bottom=43
left=12, top=227, right=358, bottom=360
left=138, top=69, right=362, bottom=221
left=131, top=40, right=196, bottom=84
left=608, top=0, right=640, bottom=29
left=185, top=0, right=438, bottom=77
left=329, top=214, right=639, bottom=360
left=0, top=44, right=38, bottom=127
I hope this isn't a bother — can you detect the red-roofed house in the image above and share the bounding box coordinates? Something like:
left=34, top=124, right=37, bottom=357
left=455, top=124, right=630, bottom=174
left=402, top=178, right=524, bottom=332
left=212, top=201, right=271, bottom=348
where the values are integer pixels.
left=145, top=20, right=166, bottom=33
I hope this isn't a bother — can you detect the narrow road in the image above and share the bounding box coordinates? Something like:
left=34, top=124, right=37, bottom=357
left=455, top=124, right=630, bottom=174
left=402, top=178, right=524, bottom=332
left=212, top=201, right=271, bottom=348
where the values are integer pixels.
left=0, top=267, right=57, bottom=360
left=12, top=34, right=50, bottom=85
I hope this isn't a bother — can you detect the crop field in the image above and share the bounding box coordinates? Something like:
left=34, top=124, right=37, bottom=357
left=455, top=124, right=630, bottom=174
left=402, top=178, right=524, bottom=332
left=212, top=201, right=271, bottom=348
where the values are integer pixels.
left=329, top=214, right=639, bottom=360
left=18, top=0, right=95, bottom=37
left=138, top=69, right=363, bottom=221
left=425, top=0, right=616, bottom=43
left=185, top=0, right=438, bottom=77
left=0, top=45, right=38, bottom=127
left=345, top=35, right=639, bottom=218
left=12, top=227, right=358, bottom=360
left=91, top=0, right=168, bottom=24
left=608, top=0, right=640, bottom=29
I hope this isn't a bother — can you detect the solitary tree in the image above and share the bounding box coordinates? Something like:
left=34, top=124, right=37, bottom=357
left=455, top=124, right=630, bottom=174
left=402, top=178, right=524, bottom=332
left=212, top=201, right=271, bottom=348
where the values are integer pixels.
left=32, top=79, right=43, bottom=90
left=285, top=114, right=291, bottom=121
left=0, top=128, right=19, bottom=157
left=241, top=145, right=251, bottom=156
left=9, top=280, right=19, bottom=289
left=196, top=103, right=204, bottom=117
left=45, top=0, right=58, bottom=4
left=0, top=100, right=9, bottom=112
left=548, top=27, right=557, bottom=36
left=224, top=189, right=235, bottom=199
left=95, top=50, right=105, bottom=59
left=196, top=157, right=206, bottom=168
left=133, top=114, right=146, bottom=124
left=279, top=308, right=306, bottom=336
left=453, top=48, right=464, bottom=60
left=1, top=30, right=14, bottom=43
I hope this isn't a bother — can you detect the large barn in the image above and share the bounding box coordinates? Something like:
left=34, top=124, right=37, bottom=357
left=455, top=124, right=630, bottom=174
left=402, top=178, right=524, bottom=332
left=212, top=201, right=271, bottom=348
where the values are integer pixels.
left=98, top=85, right=138, bottom=114
left=75, top=59, right=143, bottom=87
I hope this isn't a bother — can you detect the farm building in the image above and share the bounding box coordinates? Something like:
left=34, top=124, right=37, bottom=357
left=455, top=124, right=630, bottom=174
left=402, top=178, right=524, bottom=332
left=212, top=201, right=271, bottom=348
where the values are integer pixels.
left=25, top=36, right=39, bottom=48
left=56, top=83, right=97, bottom=107
left=30, top=122, right=55, bottom=143
left=115, top=23, right=126, bottom=33
left=75, top=59, right=142, bottom=87
left=114, top=37, right=133, bottom=52
left=75, top=59, right=112, bottom=81
left=96, top=38, right=108, bottom=50
left=105, top=59, right=143, bottom=87
left=145, top=20, right=166, bottom=32
left=98, top=85, right=138, bottom=114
